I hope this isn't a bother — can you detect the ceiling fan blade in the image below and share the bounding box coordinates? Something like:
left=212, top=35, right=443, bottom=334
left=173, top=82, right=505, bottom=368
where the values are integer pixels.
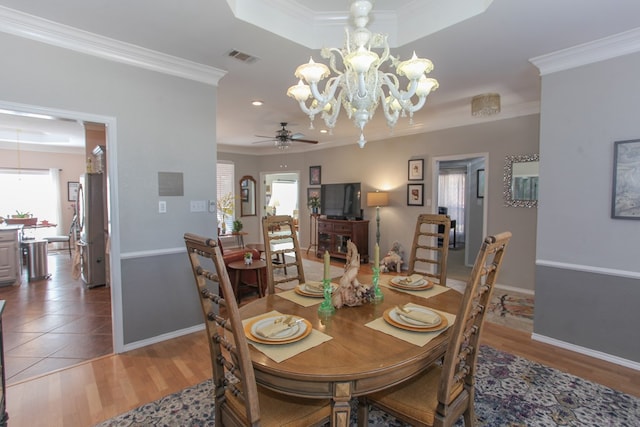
left=293, top=138, right=318, bottom=144
left=251, top=139, right=275, bottom=144
left=255, top=134, right=274, bottom=139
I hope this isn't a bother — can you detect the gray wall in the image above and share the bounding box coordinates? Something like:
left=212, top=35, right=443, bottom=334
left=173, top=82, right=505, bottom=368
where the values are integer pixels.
left=536, top=52, right=640, bottom=362
left=0, top=33, right=218, bottom=345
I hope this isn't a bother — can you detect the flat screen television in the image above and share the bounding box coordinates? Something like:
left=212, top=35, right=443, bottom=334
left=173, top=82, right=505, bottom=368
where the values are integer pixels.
left=320, top=182, right=362, bottom=220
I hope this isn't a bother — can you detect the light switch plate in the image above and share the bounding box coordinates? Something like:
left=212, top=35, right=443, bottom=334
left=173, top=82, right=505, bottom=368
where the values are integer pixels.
left=159, top=200, right=167, bottom=213
left=190, top=200, right=207, bottom=212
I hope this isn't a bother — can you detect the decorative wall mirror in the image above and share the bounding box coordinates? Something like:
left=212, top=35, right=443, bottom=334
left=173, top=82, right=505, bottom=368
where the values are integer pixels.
left=504, top=154, right=539, bottom=208
left=239, top=175, right=257, bottom=216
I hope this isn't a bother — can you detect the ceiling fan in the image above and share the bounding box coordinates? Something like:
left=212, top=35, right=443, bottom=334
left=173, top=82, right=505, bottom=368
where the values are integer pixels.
left=252, top=122, right=318, bottom=149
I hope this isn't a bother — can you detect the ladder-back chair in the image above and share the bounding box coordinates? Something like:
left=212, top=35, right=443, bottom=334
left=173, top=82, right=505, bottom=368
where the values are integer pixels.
left=262, top=215, right=306, bottom=295
left=407, top=214, right=452, bottom=286
left=359, top=231, right=512, bottom=427
left=184, top=233, right=331, bottom=427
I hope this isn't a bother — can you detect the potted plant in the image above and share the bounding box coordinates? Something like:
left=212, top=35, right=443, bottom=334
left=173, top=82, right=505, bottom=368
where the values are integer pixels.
left=216, top=192, right=235, bottom=234
left=232, top=219, right=243, bottom=233
left=308, top=196, right=321, bottom=214
left=244, top=251, right=253, bottom=265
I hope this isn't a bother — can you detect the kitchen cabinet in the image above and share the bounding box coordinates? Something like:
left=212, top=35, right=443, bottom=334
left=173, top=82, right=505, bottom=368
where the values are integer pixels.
left=0, top=227, right=21, bottom=286
left=317, top=218, right=369, bottom=263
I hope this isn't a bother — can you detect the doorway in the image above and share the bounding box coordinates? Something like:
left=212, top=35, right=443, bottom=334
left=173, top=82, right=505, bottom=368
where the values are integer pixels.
left=431, top=153, right=487, bottom=277
left=0, top=100, right=119, bottom=381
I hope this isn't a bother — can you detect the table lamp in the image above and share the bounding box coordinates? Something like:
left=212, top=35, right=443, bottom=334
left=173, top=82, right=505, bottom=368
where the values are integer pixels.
left=367, top=191, right=389, bottom=245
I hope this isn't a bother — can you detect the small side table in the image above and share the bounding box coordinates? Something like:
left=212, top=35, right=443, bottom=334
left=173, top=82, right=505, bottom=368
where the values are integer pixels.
left=227, top=259, right=267, bottom=302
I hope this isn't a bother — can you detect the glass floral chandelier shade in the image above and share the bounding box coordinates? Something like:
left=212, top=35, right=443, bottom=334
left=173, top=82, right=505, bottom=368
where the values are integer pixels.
left=287, top=0, right=438, bottom=148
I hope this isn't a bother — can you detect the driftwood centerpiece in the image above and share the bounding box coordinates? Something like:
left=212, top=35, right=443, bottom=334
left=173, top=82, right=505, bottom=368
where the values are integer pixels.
left=332, top=240, right=374, bottom=308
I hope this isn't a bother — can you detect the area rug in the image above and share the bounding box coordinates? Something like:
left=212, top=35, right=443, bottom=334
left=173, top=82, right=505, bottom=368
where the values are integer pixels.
left=447, top=279, right=534, bottom=333
left=486, top=289, right=534, bottom=333
left=94, top=345, right=640, bottom=427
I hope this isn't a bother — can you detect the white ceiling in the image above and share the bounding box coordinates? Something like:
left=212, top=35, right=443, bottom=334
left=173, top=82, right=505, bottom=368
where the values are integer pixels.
left=1, top=0, right=640, bottom=154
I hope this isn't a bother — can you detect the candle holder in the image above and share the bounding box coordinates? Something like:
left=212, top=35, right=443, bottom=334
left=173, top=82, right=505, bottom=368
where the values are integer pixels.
left=317, top=278, right=335, bottom=316
left=371, top=267, right=384, bottom=304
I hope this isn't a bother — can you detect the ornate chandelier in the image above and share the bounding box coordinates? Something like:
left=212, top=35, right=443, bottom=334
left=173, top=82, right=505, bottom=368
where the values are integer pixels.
left=287, top=0, right=439, bottom=148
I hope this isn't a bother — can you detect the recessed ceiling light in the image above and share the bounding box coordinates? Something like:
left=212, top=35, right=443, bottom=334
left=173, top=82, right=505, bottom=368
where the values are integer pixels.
left=320, top=129, right=328, bottom=134
left=251, top=100, right=263, bottom=106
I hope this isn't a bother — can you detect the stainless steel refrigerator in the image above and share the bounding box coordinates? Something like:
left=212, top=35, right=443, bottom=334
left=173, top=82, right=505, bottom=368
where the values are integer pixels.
left=77, top=173, right=106, bottom=288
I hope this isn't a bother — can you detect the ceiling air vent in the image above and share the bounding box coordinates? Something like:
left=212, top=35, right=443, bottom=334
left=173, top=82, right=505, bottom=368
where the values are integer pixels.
left=228, top=49, right=258, bottom=64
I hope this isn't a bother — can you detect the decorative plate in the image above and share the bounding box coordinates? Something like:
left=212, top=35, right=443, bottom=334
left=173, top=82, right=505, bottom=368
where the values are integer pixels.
left=383, top=307, right=448, bottom=332
left=244, top=316, right=312, bottom=345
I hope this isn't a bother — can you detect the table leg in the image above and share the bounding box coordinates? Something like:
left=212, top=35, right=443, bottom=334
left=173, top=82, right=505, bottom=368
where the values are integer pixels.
left=331, top=382, right=352, bottom=427
left=257, top=268, right=264, bottom=298
left=233, top=269, right=241, bottom=303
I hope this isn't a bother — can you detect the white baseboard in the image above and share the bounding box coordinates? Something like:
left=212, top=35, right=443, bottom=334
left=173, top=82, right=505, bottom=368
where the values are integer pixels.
left=121, top=323, right=205, bottom=353
left=494, top=283, right=535, bottom=296
left=531, top=333, right=640, bottom=371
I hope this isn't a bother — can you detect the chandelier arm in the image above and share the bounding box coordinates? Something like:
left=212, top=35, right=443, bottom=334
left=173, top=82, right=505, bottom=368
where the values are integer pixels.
left=381, top=72, right=419, bottom=102
left=324, top=48, right=346, bottom=76
left=379, top=93, right=400, bottom=126
left=309, top=77, right=341, bottom=110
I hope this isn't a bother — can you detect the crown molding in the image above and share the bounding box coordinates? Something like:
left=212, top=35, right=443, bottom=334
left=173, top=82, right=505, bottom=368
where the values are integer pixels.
left=530, top=27, right=640, bottom=75
left=0, top=6, right=226, bottom=86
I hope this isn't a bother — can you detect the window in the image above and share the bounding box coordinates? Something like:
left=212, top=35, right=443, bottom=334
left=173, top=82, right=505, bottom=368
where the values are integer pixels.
left=438, top=168, right=466, bottom=241
left=216, top=161, right=235, bottom=233
left=0, top=168, right=61, bottom=237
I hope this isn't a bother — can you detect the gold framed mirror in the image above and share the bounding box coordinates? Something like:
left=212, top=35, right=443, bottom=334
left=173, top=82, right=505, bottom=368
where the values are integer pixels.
left=240, top=175, right=257, bottom=216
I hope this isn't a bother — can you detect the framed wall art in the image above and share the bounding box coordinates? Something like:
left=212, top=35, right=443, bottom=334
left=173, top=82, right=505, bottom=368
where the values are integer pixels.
left=309, top=165, right=322, bottom=185
left=67, top=181, right=79, bottom=202
left=407, top=183, right=424, bottom=206
left=611, top=139, right=640, bottom=220
left=408, top=159, right=424, bottom=181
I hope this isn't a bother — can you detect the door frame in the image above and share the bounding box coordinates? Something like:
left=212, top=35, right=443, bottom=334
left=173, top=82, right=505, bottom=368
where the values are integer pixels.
left=0, top=99, right=123, bottom=352
left=430, top=152, right=488, bottom=266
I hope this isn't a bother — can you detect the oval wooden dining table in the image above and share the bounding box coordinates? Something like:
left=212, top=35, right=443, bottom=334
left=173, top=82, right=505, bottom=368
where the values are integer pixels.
left=238, top=276, right=463, bottom=427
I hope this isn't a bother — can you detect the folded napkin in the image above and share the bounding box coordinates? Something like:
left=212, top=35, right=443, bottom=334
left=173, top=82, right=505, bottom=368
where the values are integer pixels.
left=399, top=274, right=424, bottom=285
left=256, top=318, right=295, bottom=338
left=398, top=306, right=440, bottom=325
left=304, top=282, right=324, bottom=292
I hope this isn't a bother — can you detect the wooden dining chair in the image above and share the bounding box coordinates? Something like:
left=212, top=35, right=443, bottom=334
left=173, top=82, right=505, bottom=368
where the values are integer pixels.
left=358, top=231, right=512, bottom=427
left=184, top=233, right=331, bottom=427
left=262, top=215, right=306, bottom=295
left=407, top=213, right=452, bottom=286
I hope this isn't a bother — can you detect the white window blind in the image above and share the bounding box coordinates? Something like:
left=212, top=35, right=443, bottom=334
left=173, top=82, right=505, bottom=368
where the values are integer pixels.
left=216, top=162, right=235, bottom=233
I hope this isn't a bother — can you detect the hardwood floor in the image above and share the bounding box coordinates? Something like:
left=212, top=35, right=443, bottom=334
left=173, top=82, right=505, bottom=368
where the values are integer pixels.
left=4, top=252, right=639, bottom=427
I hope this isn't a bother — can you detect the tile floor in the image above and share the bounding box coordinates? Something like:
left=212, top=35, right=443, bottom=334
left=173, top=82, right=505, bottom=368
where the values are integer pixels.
left=0, top=250, right=112, bottom=385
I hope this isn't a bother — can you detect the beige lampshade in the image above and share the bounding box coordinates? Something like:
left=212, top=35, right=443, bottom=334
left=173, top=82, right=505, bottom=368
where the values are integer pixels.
left=367, top=191, right=389, bottom=207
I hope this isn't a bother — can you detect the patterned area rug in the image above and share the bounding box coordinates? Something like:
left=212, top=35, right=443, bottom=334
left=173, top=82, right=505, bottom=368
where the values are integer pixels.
left=486, top=289, right=534, bottom=333
left=95, top=346, right=640, bottom=427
